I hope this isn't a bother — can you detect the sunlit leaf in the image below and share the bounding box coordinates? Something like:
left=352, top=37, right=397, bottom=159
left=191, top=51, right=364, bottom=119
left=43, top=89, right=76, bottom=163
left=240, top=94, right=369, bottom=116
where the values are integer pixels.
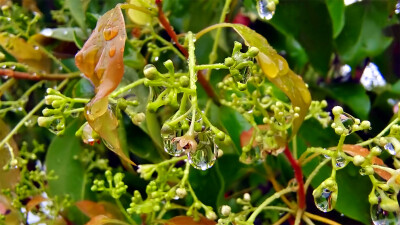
left=75, top=5, right=135, bottom=165
left=127, top=0, right=154, bottom=25
left=230, top=23, right=311, bottom=137
left=0, top=33, right=51, bottom=72
left=164, top=216, right=216, bottom=225
left=40, top=27, right=88, bottom=42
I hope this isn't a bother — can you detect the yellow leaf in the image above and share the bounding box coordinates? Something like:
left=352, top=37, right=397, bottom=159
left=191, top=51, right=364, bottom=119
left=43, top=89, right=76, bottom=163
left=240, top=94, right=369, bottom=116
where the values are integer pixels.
left=127, top=0, right=154, bottom=25
left=75, top=5, right=135, bottom=165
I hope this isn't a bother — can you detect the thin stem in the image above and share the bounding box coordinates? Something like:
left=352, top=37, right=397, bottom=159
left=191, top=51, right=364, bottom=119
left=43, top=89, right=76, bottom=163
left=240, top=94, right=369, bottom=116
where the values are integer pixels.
left=110, top=79, right=145, bottom=97
left=304, top=158, right=330, bottom=192
left=358, top=117, right=399, bottom=146
left=205, top=0, right=232, bottom=80
left=115, top=198, right=138, bottom=225
left=304, top=212, right=341, bottom=225
left=0, top=78, right=16, bottom=96
left=292, top=135, right=298, bottom=159
left=0, top=79, right=69, bottom=148
left=272, top=213, right=291, bottom=225
left=0, top=69, right=81, bottom=80
left=195, top=63, right=229, bottom=71
left=283, top=145, right=305, bottom=210
left=247, top=186, right=296, bottom=223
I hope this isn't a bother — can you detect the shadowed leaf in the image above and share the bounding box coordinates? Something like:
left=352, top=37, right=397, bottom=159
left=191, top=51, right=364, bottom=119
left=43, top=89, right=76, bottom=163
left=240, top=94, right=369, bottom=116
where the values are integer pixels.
left=164, top=216, right=216, bottom=225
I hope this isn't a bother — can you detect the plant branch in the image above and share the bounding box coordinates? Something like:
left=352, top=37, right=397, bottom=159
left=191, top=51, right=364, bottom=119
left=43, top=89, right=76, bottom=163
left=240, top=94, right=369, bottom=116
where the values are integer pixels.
left=0, top=69, right=81, bottom=80
left=283, top=145, right=305, bottom=210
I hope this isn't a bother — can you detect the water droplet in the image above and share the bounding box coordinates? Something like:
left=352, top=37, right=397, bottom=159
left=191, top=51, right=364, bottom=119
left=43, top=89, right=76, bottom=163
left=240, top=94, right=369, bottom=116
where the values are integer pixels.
left=10, top=65, right=16, bottom=70
left=1, top=65, right=6, bottom=69
left=63, top=30, right=68, bottom=35
left=6, top=17, right=11, bottom=22
left=33, top=45, right=39, bottom=50
left=187, top=131, right=218, bottom=170
left=48, top=118, right=64, bottom=135
left=240, top=146, right=261, bottom=164
left=335, top=156, right=347, bottom=169
left=314, top=188, right=337, bottom=212
left=40, top=28, right=53, bottom=37
left=371, top=203, right=400, bottom=225
left=340, top=113, right=355, bottom=133
left=162, top=129, right=185, bottom=156
left=103, top=27, right=118, bottom=41
left=82, top=123, right=99, bottom=145
left=109, top=46, right=116, bottom=57
left=257, top=0, right=275, bottom=20
left=154, top=56, right=159, bottom=61
left=396, top=2, right=400, bottom=14
left=24, top=116, right=37, bottom=127
left=384, top=143, right=396, bottom=155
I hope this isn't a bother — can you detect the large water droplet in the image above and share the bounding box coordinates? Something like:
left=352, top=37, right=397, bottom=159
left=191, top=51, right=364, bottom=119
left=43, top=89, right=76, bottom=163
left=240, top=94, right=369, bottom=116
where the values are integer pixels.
left=48, top=118, right=64, bottom=135
left=109, top=46, right=116, bottom=57
left=103, top=27, right=118, bottom=41
left=371, top=203, right=400, bottom=225
left=239, top=146, right=261, bottom=164
left=257, top=0, right=275, bottom=20
left=162, top=129, right=185, bottom=156
left=314, top=188, right=337, bottom=212
left=82, top=123, right=99, bottom=145
left=187, top=131, right=218, bottom=170
left=384, top=143, right=396, bottom=156
left=340, top=113, right=355, bottom=133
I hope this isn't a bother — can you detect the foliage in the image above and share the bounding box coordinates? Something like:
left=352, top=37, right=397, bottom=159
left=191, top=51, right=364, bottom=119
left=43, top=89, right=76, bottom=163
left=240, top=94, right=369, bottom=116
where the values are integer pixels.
left=0, top=0, right=399, bottom=225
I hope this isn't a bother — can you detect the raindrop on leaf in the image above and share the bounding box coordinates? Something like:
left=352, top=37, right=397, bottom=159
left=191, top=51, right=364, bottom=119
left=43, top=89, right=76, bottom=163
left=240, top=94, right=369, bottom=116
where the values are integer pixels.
left=103, top=27, right=119, bottom=41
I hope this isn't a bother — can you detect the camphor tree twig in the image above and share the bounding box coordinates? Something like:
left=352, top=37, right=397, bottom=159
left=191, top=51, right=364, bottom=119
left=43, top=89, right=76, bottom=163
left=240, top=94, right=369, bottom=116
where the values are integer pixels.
left=0, top=69, right=81, bottom=80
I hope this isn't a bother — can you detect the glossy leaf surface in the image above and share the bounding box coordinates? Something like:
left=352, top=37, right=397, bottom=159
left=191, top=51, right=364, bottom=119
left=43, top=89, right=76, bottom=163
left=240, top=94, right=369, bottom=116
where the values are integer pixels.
left=75, top=5, right=134, bottom=165
left=231, top=24, right=311, bottom=136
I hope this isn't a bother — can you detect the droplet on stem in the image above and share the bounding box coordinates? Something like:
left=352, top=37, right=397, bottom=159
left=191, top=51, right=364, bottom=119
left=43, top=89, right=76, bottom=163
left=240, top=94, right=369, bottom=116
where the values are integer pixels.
left=313, top=179, right=338, bottom=212
left=371, top=202, right=400, bottom=225
left=257, top=0, right=275, bottom=20
left=384, top=143, right=396, bottom=156
left=187, top=131, right=218, bottom=170
left=162, top=129, right=185, bottom=156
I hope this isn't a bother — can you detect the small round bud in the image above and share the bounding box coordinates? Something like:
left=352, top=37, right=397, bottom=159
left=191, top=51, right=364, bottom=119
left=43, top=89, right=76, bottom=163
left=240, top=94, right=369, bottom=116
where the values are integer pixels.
left=360, top=121, right=371, bottom=130
left=243, top=193, right=251, bottom=202
left=332, top=106, right=343, bottom=115
left=221, top=205, right=231, bottom=216
left=334, top=127, right=344, bottom=135
left=206, top=211, right=217, bottom=220
left=179, top=76, right=190, bottom=87
left=143, top=64, right=158, bottom=80
left=224, top=57, right=235, bottom=67
left=237, top=82, right=247, bottom=91
left=247, top=47, right=259, bottom=57
left=353, top=155, right=365, bottom=166
left=132, top=113, right=145, bottom=125
left=216, top=131, right=225, bottom=141
left=321, top=100, right=328, bottom=107
left=371, top=146, right=382, bottom=156
left=163, top=60, right=174, bottom=71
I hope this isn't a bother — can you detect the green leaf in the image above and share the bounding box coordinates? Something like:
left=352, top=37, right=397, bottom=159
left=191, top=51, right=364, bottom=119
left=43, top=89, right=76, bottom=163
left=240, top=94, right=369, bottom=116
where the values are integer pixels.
left=326, top=0, right=345, bottom=38
left=219, top=106, right=250, bottom=152
left=230, top=23, right=312, bottom=136
left=335, top=1, right=393, bottom=67
left=326, top=83, right=370, bottom=119
left=66, top=0, right=87, bottom=32
left=45, top=119, right=88, bottom=201
left=72, top=78, right=95, bottom=98
left=268, top=0, right=333, bottom=74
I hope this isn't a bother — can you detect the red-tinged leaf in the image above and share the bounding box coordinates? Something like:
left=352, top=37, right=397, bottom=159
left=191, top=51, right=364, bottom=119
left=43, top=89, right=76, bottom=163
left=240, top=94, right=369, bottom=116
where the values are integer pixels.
left=0, top=195, right=22, bottom=224
left=0, top=119, right=19, bottom=190
left=0, top=33, right=51, bottom=72
left=164, top=216, right=217, bottom=225
left=75, top=5, right=135, bottom=165
left=230, top=24, right=311, bottom=137
left=85, top=215, right=128, bottom=225
left=76, top=200, right=124, bottom=220
left=339, top=144, right=391, bottom=180
left=26, top=195, right=47, bottom=212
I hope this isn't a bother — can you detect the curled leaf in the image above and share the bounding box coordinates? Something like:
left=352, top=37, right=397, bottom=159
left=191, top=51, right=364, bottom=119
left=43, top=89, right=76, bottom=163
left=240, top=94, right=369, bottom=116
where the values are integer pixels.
left=230, top=24, right=311, bottom=137
left=26, top=195, right=47, bottom=212
left=75, top=5, right=135, bottom=165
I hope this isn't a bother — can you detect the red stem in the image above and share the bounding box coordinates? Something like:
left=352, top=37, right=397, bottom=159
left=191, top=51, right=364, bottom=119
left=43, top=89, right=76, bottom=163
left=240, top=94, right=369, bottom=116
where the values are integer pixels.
left=155, top=0, right=220, bottom=106
left=283, top=144, right=305, bottom=210
left=0, top=69, right=77, bottom=80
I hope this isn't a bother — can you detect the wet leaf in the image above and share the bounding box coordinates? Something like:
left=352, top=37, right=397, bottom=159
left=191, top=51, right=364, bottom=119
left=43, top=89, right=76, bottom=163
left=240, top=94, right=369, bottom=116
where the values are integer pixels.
left=75, top=5, right=134, bottom=165
left=0, top=33, right=51, bottom=72
left=40, top=27, right=88, bottom=42
left=164, top=216, right=216, bottom=225
left=231, top=24, right=311, bottom=137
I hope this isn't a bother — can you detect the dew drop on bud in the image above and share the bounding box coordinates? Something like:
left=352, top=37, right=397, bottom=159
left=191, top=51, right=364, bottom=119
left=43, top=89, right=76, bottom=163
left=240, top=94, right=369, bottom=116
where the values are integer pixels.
left=48, top=118, right=64, bottom=135
left=340, top=113, right=356, bottom=133
left=239, top=146, right=261, bottom=164
left=335, top=156, right=347, bottom=169
left=384, top=143, right=396, bottom=156
left=24, top=116, right=37, bottom=127
left=257, top=0, right=275, bottom=20
left=187, top=131, right=218, bottom=170
left=82, top=123, right=99, bottom=145
left=371, top=203, right=400, bottom=225
left=313, top=180, right=338, bottom=213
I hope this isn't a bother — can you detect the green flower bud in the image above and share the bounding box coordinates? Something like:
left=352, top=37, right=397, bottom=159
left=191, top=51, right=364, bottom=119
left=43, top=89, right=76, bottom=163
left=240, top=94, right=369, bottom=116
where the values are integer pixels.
left=224, top=57, right=235, bottom=67
left=179, top=76, right=190, bottom=87
left=143, top=64, right=158, bottom=80
left=247, top=47, right=259, bottom=57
